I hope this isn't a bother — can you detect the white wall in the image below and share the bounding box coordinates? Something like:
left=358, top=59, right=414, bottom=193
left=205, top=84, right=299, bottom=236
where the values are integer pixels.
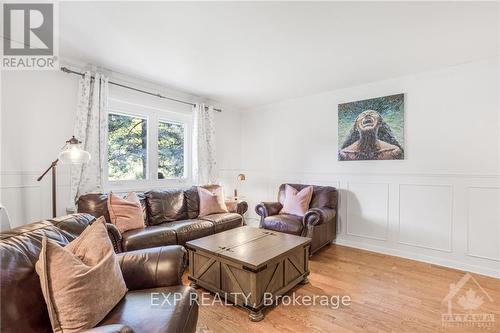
left=0, top=69, right=241, bottom=228
left=1, top=58, right=499, bottom=278
left=238, top=57, right=500, bottom=278
left=1, top=70, right=78, bottom=226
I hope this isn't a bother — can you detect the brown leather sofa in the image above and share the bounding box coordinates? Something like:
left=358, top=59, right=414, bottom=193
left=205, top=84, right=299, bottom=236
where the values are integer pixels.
left=256, top=183, right=338, bottom=254
left=0, top=213, right=198, bottom=333
left=78, top=186, right=248, bottom=253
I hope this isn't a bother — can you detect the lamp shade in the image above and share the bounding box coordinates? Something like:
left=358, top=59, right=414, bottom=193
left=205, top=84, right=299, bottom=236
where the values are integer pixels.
left=58, top=136, right=91, bottom=164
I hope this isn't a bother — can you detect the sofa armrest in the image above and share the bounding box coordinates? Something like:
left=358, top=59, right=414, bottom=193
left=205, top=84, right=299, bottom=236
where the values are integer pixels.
left=105, top=223, right=123, bottom=253
left=226, top=200, right=248, bottom=215
left=255, top=202, right=283, bottom=218
left=82, top=324, right=134, bottom=333
left=304, top=207, right=336, bottom=227
left=116, top=245, right=187, bottom=290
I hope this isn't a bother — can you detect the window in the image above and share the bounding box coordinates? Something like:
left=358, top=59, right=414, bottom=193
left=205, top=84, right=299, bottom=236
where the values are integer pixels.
left=105, top=97, right=191, bottom=187
left=158, top=121, right=185, bottom=179
left=108, top=113, right=148, bottom=181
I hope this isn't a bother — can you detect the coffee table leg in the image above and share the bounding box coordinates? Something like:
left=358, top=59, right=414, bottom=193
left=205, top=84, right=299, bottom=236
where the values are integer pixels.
left=248, top=309, right=264, bottom=322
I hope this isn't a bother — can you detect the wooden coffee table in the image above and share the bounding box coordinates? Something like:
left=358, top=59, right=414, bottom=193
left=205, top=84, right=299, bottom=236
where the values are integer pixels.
left=185, top=226, right=311, bottom=321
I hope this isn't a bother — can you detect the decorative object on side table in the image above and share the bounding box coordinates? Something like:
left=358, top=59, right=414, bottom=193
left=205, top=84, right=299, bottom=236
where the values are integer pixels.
left=37, top=136, right=90, bottom=217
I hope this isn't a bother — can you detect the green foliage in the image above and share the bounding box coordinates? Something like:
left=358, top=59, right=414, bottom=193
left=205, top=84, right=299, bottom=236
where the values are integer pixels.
left=158, top=121, right=184, bottom=178
left=338, top=94, right=404, bottom=146
left=107, top=113, right=185, bottom=181
left=108, top=113, right=147, bottom=180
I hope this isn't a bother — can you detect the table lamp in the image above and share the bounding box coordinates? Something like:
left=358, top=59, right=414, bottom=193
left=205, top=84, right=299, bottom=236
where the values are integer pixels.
left=234, top=173, right=246, bottom=200
left=37, top=136, right=91, bottom=217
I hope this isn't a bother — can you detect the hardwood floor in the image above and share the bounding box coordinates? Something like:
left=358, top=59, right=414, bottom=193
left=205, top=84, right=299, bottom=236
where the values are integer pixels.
left=183, top=244, right=500, bottom=333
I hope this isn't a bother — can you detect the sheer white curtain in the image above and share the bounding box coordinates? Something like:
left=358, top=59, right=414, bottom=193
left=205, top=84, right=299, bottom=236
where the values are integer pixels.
left=192, top=104, right=218, bottom=185
left=68, top=71, right=108, bottom=211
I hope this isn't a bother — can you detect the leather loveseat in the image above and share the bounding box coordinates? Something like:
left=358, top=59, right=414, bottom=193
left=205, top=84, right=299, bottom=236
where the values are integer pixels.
left=0, top=213, right=198, bottom=333
left=256, top=183, right=338, bottom=254
left=78, top=186, right=248, bottom=252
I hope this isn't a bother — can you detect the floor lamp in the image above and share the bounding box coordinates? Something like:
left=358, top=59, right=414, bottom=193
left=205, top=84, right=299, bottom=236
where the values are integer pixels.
left=37, top=136, right=91, bottom=218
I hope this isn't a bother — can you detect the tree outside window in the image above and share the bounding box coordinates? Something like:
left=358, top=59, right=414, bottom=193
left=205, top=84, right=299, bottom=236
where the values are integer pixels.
left=158, top=121, right=185, bottom=179
left=107, top=113, right=147, bottom=180
left=107, top=112, right=187, bottom=182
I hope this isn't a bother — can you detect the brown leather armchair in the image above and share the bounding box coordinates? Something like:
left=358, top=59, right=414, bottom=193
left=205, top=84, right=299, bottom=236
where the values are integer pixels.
left=0, top=214, right=198, bottom=333
left=256, top=184, right=338, bottom=254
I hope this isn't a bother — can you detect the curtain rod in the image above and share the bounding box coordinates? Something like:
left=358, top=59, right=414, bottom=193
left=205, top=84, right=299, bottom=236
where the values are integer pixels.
left=60, top=67, right=222, bottom=112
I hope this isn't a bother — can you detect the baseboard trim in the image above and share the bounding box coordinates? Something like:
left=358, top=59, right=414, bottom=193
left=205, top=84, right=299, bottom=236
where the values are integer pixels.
left=333, top=238, right=499, bottom=279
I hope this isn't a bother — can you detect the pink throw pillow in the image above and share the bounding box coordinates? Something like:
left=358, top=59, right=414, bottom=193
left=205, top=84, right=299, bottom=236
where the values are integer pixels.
left=107, top=192, right=145, bottom=233
left=280, top=185, right=314, bottom=217
left=198, top=186, right=228, bottom=217
left=35, top=217, right=127, bottom=333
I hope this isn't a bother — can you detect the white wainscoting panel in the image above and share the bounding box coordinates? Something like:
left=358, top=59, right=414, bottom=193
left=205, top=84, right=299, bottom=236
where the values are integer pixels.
left=398, top=184, right=453, bottom=252
left=467, top=187, right=500, bottom=261
left=230, top=170, right=500, bottom=278
left=1, top=170, right=73, bottom=228
left=1, top=186, right=42, bottom=228
left=346, top=182, right=389, bottom=241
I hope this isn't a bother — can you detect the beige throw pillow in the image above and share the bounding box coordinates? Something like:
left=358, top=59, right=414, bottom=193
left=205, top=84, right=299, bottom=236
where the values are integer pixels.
left=35, top=217, right=127, bottom=333
left=107, top=192, right=145, bottom=233
left=198, top=185, right=228, bottom=217
left=280, top=185, right=314, bottom=217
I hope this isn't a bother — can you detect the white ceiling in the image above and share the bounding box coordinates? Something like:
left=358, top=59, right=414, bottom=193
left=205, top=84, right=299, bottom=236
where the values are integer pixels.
left=60, top=2, right=498, bottom=110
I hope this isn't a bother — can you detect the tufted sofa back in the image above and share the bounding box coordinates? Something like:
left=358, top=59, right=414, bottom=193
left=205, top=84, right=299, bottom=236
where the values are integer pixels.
left=77, top=185, right=223, bottom=226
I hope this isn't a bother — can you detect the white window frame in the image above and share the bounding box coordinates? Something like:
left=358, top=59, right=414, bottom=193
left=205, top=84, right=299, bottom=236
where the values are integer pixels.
left=104, top=97, right=192, bottom=192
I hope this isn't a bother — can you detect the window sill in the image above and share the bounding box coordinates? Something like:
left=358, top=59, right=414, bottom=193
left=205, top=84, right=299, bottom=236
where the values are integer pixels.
left=104, top=178, right=192, bottom=192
